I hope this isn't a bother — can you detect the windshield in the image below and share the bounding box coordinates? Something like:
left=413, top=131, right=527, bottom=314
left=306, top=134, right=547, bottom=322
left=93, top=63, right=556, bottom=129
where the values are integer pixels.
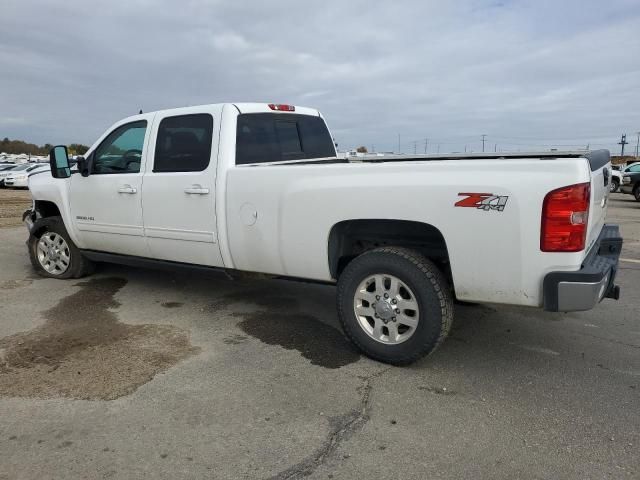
left=9, top=164, right=30, bottom=171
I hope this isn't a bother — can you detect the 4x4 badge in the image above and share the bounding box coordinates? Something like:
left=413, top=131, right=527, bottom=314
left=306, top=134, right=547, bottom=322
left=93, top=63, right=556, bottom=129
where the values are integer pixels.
left=455, top=193, right=509, bottom=212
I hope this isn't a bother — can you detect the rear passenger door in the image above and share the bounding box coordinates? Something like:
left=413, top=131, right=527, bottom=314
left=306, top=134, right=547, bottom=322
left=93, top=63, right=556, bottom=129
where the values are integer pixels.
left=141, top=108, right=224, bottom=266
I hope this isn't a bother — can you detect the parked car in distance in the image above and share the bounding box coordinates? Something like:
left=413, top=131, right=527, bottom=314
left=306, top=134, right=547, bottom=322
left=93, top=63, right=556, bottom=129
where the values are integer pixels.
left=24, top=102, right=622, bottom=365
left=4, top=164, right=51, bottom=188
left=620, top=169, right=640, bottom=201
left=611, top=162, right=640, bottom=192
left=0, top=164, right=33, bottom=187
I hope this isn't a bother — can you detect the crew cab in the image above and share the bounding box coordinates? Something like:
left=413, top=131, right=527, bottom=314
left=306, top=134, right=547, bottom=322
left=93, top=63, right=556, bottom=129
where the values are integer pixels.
left=24, top=103, right=622, bottom=365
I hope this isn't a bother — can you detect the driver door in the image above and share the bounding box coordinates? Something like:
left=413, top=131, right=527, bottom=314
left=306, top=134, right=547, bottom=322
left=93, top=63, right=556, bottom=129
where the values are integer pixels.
left=69, top=116, right=154, bottom=257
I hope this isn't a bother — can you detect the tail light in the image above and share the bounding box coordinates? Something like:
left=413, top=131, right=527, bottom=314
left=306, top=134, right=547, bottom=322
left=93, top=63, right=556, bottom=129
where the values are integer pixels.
left=541, top=182, right=590, bottom=252
left=268, top=104, right=295, bottom=112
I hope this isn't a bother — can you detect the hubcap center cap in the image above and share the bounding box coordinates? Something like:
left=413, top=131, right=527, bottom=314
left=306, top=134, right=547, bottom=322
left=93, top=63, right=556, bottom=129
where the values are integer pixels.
left=374, top=300, right=395, bottom=320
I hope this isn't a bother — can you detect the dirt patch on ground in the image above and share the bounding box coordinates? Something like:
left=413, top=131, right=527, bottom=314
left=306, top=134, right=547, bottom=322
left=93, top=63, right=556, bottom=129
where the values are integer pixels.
left=0, top=188, right=32, bottom=228
left=0, top=277, right=199, bottom=400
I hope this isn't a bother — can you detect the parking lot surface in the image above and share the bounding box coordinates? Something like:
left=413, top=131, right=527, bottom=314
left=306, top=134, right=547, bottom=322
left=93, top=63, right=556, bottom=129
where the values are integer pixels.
left=0, top=193, right=639, bottom=479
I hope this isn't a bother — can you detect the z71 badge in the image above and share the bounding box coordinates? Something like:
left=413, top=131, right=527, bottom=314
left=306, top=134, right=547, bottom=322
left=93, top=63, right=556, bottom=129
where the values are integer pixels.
left=455, top=193, right=509, bottom=212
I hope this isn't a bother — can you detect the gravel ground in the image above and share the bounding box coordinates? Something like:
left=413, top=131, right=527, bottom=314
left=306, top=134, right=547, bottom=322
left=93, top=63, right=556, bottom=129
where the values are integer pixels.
left=0, top=193, right=638, bottom=479
left=0, top=188, right=31, bottom=228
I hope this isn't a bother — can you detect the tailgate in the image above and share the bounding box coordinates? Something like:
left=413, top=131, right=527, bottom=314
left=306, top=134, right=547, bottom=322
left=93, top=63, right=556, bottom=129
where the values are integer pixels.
left=584, top=150, right=611, bottom=252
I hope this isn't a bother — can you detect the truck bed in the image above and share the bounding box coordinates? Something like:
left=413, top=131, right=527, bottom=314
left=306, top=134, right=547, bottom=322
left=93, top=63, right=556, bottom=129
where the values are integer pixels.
left=351, top=149, right=609, bottom=169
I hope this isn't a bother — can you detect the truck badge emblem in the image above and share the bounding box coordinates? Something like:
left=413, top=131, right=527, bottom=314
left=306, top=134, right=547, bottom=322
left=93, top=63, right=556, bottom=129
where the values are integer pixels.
left=455, top=193, right=509, bottom=212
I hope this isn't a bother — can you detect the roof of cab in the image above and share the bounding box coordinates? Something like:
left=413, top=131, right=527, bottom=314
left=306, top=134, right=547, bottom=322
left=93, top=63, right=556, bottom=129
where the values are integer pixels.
left=232, top=103, right=320, bottom=116
left=125, top=103, right=321, bottom=120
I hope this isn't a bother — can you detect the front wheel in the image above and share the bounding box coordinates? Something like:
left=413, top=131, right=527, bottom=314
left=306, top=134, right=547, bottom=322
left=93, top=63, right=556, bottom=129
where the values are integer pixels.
left=610, top=179, right=619, bottom=193
left=28, top=217, right=94, bottom=279
left=337, top=247, right=453, bottom=365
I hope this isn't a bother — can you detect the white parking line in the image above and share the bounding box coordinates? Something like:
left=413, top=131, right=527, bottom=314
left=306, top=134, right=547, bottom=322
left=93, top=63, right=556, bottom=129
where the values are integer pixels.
left=620, top=258, right=640, bottom=264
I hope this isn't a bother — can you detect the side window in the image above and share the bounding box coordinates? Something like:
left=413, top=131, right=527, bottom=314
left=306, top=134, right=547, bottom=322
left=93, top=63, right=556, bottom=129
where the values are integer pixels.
left=93, top=121, right=147, bottom=174
left=153, top=114, right=213, bottom=172
left=236, top=113, right=336, bottom=165
left=627, top=164, right=640, bottom=173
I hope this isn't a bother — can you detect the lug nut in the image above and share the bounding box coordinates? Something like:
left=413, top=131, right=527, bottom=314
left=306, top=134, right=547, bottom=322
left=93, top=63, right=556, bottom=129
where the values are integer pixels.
left=392, top=316, right=396, bottom=321
left=391, top=299, right=397, bottom=304
left=376, top=295, right=380, bottom=300
left=384, top=293, right=389, bottom=298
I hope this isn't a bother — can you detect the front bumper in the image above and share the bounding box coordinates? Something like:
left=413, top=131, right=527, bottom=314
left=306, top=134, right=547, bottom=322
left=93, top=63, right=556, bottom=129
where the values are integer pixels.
left=543, top=224, right=622, bottom=312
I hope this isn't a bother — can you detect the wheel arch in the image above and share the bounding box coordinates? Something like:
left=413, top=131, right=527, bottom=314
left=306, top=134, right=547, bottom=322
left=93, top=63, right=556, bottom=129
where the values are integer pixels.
left=328, top=219, right=451, bottom=280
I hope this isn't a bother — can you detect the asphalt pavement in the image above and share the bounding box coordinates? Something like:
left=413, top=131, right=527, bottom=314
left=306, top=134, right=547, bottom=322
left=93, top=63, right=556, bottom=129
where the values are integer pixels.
left=0, top=194, right=638, bottom=479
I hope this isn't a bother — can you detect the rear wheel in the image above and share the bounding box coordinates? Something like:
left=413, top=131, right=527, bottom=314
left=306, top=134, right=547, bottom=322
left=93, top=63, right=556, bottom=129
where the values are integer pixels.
left=28, top=217, right=94, bottom=279
left=634, top=185, right=640, bottom=202
left=337, top=247, right=453, bottom=365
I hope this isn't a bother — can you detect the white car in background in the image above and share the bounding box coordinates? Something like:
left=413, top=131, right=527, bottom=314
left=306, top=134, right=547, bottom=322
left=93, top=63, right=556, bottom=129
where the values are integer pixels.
left=611, top=162, right=640, bottom=192
left=4, top=164, right=50, bottom=188
left=0, top=164, right=29, bottom=187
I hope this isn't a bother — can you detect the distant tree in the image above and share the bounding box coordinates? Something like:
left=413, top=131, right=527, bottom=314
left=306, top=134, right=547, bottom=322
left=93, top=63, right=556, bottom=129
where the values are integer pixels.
left=0, top=138, right=88, bottom=156
left=68, top=143, right=89, bottom=155
left=356, top=146, right=368, bottom=153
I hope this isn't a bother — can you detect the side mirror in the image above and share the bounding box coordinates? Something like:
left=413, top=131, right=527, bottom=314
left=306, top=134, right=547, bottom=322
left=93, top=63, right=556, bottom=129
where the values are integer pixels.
left=49, top=145, right=71, bottom=179
left=76, top=156, right=90, bottom=177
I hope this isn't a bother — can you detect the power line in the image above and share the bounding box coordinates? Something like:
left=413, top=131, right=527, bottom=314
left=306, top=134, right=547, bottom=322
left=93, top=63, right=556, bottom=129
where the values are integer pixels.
left=618, top=134, right=628, bottom=156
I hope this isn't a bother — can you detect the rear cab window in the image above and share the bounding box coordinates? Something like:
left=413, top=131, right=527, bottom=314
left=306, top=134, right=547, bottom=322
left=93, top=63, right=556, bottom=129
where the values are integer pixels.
left=236, top=113, right=336, bottom=165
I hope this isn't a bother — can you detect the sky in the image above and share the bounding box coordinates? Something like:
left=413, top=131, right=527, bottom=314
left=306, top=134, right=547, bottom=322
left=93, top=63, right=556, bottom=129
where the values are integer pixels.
left=1, top=0, right=640, bottom=155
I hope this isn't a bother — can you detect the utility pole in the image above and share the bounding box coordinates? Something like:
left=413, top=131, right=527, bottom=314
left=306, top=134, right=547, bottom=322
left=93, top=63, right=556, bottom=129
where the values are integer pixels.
left=398, top=134, right=401, bottom=154
left=437, top=144, right=440, bottom=153
left=494, top=143, right=497, bottom=152
left=424, top=138, right=428, bottom=154
left=635, top=132, right=640, bottom=159
left=413, top=141, right=417, bottom=154
left=618, top=133, right=628, bottom=156
left=481, top=134, right=487, bottom=153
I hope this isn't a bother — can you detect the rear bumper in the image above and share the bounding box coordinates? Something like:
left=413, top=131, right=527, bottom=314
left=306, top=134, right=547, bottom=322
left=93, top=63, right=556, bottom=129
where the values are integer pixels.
left=543, top=224, right=622, bottom=312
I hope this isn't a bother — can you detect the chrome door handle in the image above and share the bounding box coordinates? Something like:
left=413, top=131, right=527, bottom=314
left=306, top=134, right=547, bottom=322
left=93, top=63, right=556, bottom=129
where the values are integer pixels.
left=184, top=185, right=210, bottom=195
left=118, top=185, right=137, bottom=194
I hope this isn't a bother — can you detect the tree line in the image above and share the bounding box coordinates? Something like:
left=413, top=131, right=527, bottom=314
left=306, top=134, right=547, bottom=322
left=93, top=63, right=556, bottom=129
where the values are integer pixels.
left=1, top=137, right=89, bottom=156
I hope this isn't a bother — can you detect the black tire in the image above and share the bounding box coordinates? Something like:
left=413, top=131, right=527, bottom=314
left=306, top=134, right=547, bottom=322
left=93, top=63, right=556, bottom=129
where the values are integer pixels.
left=634, top=184, right=640, bottom=202
left=337, top=247, right=454, bottom=365
left=28, top=216, right=95, bottom=279
left=610, top=179, right=619, bottom=193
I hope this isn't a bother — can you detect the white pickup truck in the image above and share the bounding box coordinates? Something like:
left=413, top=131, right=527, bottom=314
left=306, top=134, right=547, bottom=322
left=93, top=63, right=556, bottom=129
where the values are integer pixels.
left=24, top=103, right=622, bottom=365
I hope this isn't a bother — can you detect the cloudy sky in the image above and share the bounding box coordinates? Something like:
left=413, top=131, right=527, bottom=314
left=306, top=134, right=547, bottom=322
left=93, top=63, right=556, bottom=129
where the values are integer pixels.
left=2, top=0, right=640, bottom=154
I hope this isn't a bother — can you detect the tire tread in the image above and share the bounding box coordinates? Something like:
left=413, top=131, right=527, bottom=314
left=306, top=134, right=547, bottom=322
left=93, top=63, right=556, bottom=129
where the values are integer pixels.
left=337, top=247, right=454, bottom=365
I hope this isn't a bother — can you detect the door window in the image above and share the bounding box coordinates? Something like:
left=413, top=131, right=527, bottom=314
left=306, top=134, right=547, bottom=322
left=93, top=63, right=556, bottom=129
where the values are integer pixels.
left=153, top=114, right=213, bottom=172
left=93, top=121, right=147, bottom=174
left=626, top=164, right=640, bottom=173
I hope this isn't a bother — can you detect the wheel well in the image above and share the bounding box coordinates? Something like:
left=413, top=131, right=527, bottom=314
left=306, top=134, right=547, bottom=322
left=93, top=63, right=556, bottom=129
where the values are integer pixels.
left=34, top=200, right=61, bottom=219
left=328, top=219, right=450, bottom=279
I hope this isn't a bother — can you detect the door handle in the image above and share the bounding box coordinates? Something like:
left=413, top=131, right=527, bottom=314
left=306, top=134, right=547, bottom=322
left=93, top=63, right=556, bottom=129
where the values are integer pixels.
left=184, top=185, right=210, bottom=195
left=118, top=185, right=137, bottom=194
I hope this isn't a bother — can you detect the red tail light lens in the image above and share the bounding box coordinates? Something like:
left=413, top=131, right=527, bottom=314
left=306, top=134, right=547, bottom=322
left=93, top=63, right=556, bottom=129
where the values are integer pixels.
left=268, top=104, right=295, bottom=111
left=541, top=182, right=590, bottom=252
